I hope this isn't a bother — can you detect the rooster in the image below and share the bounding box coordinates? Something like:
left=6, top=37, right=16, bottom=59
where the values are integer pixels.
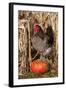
left=31, top=20, right=54, bottom=60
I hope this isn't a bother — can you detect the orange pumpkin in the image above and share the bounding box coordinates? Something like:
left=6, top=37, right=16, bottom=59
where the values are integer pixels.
left=30, top=60, right=49, bottom=74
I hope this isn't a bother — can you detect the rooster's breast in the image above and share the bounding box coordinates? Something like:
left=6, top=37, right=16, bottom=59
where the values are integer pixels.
left=31, top=35, right=47, bottom=52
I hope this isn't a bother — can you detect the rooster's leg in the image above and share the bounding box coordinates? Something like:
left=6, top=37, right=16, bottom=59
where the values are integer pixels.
left=40, top=52, right=46, bottom=60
